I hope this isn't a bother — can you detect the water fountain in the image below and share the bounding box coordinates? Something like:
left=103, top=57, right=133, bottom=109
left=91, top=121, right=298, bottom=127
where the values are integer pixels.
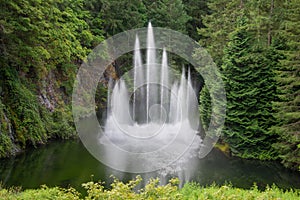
left=100, top=23, right=202, bottom=184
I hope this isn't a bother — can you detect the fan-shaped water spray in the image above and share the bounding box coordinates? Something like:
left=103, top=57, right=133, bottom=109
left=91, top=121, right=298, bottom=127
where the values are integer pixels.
left=102, top=22, right=202, bottom=182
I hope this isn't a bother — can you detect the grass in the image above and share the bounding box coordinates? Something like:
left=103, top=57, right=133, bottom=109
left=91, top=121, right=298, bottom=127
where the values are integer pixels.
left=0, top=177, right=299, bottom=200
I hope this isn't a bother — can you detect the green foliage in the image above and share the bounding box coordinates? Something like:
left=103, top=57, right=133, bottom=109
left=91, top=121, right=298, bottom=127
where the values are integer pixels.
left=0, top=67, right=75, bottom=154
left=145, top=0, right=190, bottom=33
left=198, top=0, right=246, bottom=66
left=92, top=0, right=147, bottom=36
left=82, top=176, right=180, bottom=200
left=0, top=0, right=100, bottom=157
left=0, top=0, right=299, bottom=172
left=180, top=182, right=300, bottom=200
left=0, top=178, right=299, bottom=200
left=0, top=100, right=14, bottom=157
left=198, top=0, right=299, bottom=169
left=2, top=69, right=47, bottom=147
left=0, top=185, right=80, bottom=200
left=271, top=0, right=300, bottom=170
left=199, top=85, right=211, bottom=131
left=221, top=16, right=279, bottom=160
left=0, top=0, right=97, bottom=75
left=182, top=0, right=209, bottom=41
left=83, top=176, right=142, bottom=199
left=44, top=108, right=76, bottom=140
left=198, top=0, right=284, bottom=65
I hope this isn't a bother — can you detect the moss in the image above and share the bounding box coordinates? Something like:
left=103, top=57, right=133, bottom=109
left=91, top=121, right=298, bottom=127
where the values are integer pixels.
left=0, top=133, right=13, bottom=157
left=0, top=101, right=14, bottom=157
left=4, top=78, right=47, bottom=147
left=0, top=68, right=76, bottom=158
left=214, top=142, right=230, bottom=155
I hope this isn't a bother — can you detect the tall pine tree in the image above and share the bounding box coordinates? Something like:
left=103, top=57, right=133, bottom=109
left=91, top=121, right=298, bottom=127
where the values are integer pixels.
left=272, top=0, right=300, bottom=170
left=222, top=16, right=279, bottom=159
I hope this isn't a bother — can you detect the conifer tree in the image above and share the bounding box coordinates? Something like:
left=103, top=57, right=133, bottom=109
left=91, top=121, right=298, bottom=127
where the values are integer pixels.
left=199, top=85, right=211, bottom=131
left=272, top=0, right=300, bottom=170
left=182, top=0, right=209, bottom=41
left=198, top=0, right=245, bottom=66
left=144, top=0, right=190, bottom=33
left=222, top=16, right=279, bottom=159
left=96, top=0, right=147, bottom=36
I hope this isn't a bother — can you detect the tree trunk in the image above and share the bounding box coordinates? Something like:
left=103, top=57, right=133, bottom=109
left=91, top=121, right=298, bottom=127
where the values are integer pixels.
left=268, top=0, right=274, bottom=46
left=240, top=0, right=244, bottom=8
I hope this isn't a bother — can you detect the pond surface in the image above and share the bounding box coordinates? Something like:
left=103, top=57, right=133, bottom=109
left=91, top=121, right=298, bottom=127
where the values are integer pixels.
left=0, top=139, right=299, bottom=191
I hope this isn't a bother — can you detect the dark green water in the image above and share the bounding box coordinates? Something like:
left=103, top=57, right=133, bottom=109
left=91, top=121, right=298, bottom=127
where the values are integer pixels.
left=0, top=140, right=299, bottom=190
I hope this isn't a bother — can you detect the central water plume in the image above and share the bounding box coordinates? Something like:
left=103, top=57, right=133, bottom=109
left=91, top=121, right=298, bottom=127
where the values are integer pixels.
left=102, top=22, right=201, bottom=183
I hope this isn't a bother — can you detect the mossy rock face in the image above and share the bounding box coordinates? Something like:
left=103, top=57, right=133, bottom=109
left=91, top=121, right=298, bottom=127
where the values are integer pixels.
left=0, top=132, right=14, bottom=158
left=0, top=68, right=76, bottom=158
left=0, top=100, right=14, bottom=157
left=4, top=77, right=47, bottom=147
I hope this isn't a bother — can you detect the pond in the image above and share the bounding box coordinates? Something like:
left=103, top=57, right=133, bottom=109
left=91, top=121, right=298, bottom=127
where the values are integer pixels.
left=0, top=139, right=299, bottom=191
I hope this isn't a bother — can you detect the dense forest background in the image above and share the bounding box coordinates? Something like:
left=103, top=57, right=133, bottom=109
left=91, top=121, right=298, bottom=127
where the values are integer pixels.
left=0, top=0, right=299, bottom=170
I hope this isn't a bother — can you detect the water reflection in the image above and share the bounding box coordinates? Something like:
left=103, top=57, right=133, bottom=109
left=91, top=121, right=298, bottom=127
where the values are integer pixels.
left=0, top=140, right=299, bottom=190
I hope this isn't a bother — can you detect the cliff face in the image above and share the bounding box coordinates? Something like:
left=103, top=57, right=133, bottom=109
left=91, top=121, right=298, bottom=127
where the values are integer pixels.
left=0, top=58, right=121, bottom=158
left=0, top=68, right=76, bottom=158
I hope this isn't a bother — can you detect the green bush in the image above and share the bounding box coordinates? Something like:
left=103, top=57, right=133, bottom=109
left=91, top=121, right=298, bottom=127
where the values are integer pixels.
left=0, top=185, right=80, bottom=200
left=0, top=177, right=299, bottom=200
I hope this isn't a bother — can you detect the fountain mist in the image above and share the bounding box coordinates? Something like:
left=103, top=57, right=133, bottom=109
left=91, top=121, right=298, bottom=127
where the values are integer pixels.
left=102, top=22, right=201, bottom=184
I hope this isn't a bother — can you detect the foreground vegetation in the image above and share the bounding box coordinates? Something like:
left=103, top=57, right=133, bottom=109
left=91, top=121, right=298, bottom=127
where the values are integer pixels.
left=0, top=177, right=299, bottom=200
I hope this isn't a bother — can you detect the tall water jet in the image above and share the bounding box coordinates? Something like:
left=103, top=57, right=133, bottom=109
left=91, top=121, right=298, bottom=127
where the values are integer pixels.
left=169, top=81, right=179, bottom=123
left=111, top=80, right=131, bottom=125
left=107, top=78, right=113, bottom=115
left=160, top=48, right=169, bottom=122
left=176, top=67, right=187, bottom=122
left=146, top=22, right=157, bottom=122
left=187, top=67, right=193, bottom=122
left=133, top=35, right=143, bottom=122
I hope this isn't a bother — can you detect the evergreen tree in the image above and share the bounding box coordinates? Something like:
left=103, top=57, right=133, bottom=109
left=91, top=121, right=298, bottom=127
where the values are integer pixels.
left=182, top=0, right=209, bottom=41
left=144, top=0, right=190, bottom=33
left=222, top=16, right=279, bottom=159
left=198, top=0, right=284, bottom=65
left=272, top=0, right=300, bottom=170
left=247, top=0, right=284, bottom=47
left=96, top=0, right=147, bottom=36
left=199, top=85, right=211, bottom=131
left=198, top=0, right=246, bottom=66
